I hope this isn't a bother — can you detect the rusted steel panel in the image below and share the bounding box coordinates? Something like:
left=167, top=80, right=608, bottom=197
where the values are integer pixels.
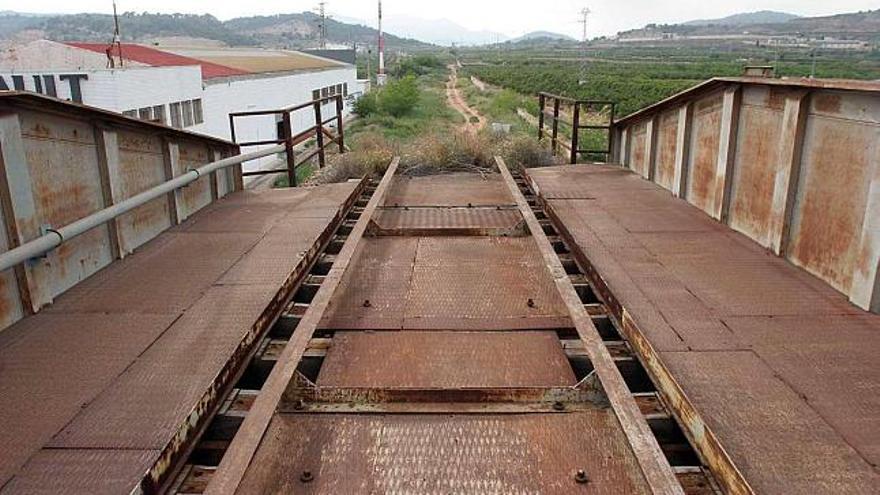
left=629, top=121, right=649, bottom=177
left=0, top=312, right=178, bottom=487
left=47, top=283, right=281, bottom=450
left=237, top=412, right=652, bottom=494
left=319, top=237, right=418, bottom=330
left=1, top=448, right=159, bottom=495
left=663, top=351, right=880, bottom=493
left=0, top=215, right=24, bottom=330
left=18, top=110, right=114, bottom=305
left=727, top=87, right=786, bottom=247
left=788, top=108, right=880, bottom=295
left=685, top=94, right=723, bottom=215
left=318, top=331, right=577, bottom=387
left=176, top=140, right=214, bottom=220
left=372, top=207, right=523, bottom=234
left=654, top=111, right=679, bottom=192
left=45, top=232, right=259, bottom=315
left=415, top=236, right=543, bottom=265
left=114, top=129, right=173, bottom=253
left=385, top=173, right=513, bottom=206
left=724, top=315, right=880, bottom=468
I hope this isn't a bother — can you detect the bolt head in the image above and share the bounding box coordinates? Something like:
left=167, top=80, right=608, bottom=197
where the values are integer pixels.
left=300, top=470, right=314, bottom=483
left=575, top=469, right=589, bottom=484
left=552, top=401, right=565, bottom=411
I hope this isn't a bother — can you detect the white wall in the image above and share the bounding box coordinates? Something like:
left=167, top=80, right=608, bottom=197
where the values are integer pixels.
left=0, top=65, right=203, bottom=115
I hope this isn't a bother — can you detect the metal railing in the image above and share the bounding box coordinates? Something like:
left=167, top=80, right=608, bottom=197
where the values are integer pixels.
left=228, top=94, right=345, bottom=187
left=537, top=92, right=615, bottom=164
left=0, top=144, right=284, bottom=274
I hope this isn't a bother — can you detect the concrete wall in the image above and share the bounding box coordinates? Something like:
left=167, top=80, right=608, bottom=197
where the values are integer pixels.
left=613, top=79, right=880, bottom=312
left=0, top=93, right=239, bottom=332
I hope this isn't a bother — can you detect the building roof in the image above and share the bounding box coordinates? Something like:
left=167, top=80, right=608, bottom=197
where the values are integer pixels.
left=65, top=43, right=250, bottom=79
left=63, top=43, right=347, bottom=80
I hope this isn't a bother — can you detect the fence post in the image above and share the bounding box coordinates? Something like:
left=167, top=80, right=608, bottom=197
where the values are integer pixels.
left=537, top=93, right=546, bottom=141
left=335, top=95, right=345, bottom=154
left=551, top=98, right=560, bottom=156
left=570, top=102, right=581, bottom=164
left=282, top=111, right=297, bottom=187
left=314, top=100, right=326, bottom=169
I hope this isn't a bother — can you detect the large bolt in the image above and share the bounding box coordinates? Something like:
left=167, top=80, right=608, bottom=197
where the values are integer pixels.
left=363, top=299, right=372, bottom=308
left=527, top=298, right=535, bottom=308
left=553, top=401, right=565, bottom=411
left=575, top=469, right=589, bottom=484
left=293, top=399, right=305, bottom=411
left=300, top=470, right=314, bottom=483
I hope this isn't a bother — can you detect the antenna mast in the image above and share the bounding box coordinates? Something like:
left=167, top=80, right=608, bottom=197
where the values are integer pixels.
left=578, top=7, right=590, bottom=85
left=377, top=0, right=386, bottom=86
left=315, top=1, right=328, bottom=49
left=107, top=0, right=124, bottom=68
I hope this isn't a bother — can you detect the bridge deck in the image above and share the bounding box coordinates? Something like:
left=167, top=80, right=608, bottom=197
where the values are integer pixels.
left=527, top=164, right=880, bottom=493
left=0, top=182, right=360, bottom=493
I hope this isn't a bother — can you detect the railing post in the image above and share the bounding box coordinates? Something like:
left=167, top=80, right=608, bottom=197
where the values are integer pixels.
left=314, top=100, right=326, bottom=169
left=551, top=98, right=560, bottom=156
left=537, top=93, right=546, bottom=141
left=335, top=95, right=345, bottom=154
left=570, top=102, right=581, bottom=164
left=228, top=114, right=237, bottom=143
left=282, top=111, right=296, bottom=187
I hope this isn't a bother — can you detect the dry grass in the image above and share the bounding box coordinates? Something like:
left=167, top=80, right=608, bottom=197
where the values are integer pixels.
left=307, top=129, right=562, bottom=184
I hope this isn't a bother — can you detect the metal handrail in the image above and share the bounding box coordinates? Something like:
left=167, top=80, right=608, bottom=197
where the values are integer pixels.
left=0, top=144, right=285, bottom=273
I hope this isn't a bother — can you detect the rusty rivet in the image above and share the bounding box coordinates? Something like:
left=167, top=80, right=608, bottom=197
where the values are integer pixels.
left=553, top=401, right=565, bottom=411
left=527, top=298, right=535, bottom=308
left=293, top=399, right=305, bottom=410
left=300, top=470, right=314, bottom=483
left=467, top=202, right=473, bottom=208
left=363, top=299, right=372, bottom=308
left=575, top=469, right=589, bottom=484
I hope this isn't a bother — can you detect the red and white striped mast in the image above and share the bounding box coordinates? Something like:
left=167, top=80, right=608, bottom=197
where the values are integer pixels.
left=377, top=0, right=387, bottom=85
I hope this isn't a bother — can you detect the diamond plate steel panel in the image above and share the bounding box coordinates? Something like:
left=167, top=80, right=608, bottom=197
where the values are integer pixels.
left=373, top=207, right=522, bottom=231
left=385, top=173, right=513, bottom=206
left=317, top=331, right=576, bottom=387
left=237, top=412, right=651, bottom=494
left=48, top=283, right=280, bottom=450
left=1, top=449, right=159, bottom=495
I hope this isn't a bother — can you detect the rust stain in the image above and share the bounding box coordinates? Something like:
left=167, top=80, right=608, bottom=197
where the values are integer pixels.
left=29, top=123, right=51, bottom=138
left=789, top=120, right=872, bottom=292
left=655, top=112, right=679, bottom=191
left=631, top=127, right=647, bottom=176
left=767, top=88, right=788, bottom=110
left=813, top=94, right=842, bottom=115
left=0, top=275, right=11, bottom=325
left=687, top=96, right=723, bottom=214
left=728, top=107, right=783, bottom=245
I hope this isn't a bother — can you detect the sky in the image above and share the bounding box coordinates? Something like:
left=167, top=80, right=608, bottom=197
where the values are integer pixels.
left=14, top=0, right=880, bottom=39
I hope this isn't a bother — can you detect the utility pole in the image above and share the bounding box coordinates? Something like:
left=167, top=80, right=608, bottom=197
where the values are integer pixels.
left=377, top=0, right=387, bottom=86
left=578, top=7, right=590, bottom=85
left=315, top=1, right=328, bottom=49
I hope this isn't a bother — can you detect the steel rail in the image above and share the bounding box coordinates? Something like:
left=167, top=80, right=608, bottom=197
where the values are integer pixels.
left=205, top=157, right=400, bottom=494
left=496, top=156, right=684, bottom=495
left=0, top=144, right=285, bottom=273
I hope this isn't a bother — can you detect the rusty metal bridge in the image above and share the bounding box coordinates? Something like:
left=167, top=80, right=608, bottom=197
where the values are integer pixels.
left=0, top=76, right=879, bottom=495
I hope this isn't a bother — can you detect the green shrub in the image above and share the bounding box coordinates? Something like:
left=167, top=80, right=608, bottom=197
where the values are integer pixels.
left=353, top=92, right=379, bottom=117
left=378, top=76, right=420, bottom=117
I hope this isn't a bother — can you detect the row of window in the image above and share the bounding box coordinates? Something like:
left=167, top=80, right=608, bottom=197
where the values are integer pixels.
left=312, top=83, right=349, bottom=101
left=123, top=98, right=204, bottom=129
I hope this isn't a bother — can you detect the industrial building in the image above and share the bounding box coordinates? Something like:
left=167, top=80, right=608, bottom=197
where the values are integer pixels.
left=0, top=40, right=364, bottom=170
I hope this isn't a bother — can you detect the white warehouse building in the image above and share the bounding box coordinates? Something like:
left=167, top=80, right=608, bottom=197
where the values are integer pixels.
left=0, top=40, right=364, bottom=171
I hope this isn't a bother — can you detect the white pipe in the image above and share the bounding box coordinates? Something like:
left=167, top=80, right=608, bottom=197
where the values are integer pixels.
left=0, top=144, right=285, bottom=273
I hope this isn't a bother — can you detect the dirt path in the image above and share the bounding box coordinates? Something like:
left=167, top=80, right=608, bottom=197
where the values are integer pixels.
left=446, top=64, right=486, bottom=133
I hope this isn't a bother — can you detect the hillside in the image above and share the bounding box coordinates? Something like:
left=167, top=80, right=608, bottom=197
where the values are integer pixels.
left=683, top=11, right=799, bottom=26
left=0, top=10, right=431, bottom=49
left=621, top=9, right=880, bottom=41
left=509, top=31, right=576, bottom=43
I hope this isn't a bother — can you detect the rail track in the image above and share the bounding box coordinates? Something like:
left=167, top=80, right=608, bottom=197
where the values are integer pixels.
left=165, top=159, right=722, bottom=494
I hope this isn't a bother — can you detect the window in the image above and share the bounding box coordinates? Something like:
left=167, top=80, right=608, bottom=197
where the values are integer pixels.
left=312, top=89, right=320, bottom=100
left=182, top=100, right=194, bottom=127
left=321, top=87, right=329, bottom=98
left=170, top=102, right=182, bottom=128
left=152, top=105, right=166, bottom=124
left=343, top=83, right=348, bottom=96
left=336, top=83, right=343, bottom=96
left=192, top=99, right=203, bottom=125
left=138, top=107, right=152, bottom=121
left=122, top=109, right=137, bottom=118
